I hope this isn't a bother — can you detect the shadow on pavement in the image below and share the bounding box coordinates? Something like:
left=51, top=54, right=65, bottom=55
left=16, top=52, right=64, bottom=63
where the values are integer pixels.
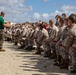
left=5, top=42, right=73, bottom=75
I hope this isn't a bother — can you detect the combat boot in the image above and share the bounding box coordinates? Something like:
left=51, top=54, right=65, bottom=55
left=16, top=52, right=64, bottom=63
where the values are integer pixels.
left=70, top=70, right=76, bottom=73
left=35, top=47, right=41, bottom=55
left=53, top=55, right=62, bottom=66
left=44, top=50, right=52, bottom=58
left=13, top=42, right=17, bottom=45
left=44, top=51, right=50, bottom=57
left=60, top=59, right=69, bottom=69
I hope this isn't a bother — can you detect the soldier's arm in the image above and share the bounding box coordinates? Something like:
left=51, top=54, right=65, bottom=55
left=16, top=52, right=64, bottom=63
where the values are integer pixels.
left=70, top=28, right=76, bottom=48
left=64, top=33, right=74, bottom=48
left=53, top=31, right=59, bottom=42
left=4, top=22, right=11, bottom=28
left=72, top=35, right=76, bottom=47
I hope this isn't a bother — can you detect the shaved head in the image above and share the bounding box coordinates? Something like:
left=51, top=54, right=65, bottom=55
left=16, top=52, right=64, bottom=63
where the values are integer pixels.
left=49, top=19, right=54, bottom=24
left=49, top=19, right=54, bottom=27
left=0, top=11, right=5, bottom=17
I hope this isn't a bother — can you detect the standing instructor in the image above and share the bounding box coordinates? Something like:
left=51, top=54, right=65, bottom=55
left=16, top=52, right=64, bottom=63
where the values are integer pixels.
left=0, top=11, right=10, bottom=51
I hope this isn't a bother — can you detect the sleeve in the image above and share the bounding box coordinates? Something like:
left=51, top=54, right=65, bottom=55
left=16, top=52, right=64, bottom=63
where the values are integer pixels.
left=54, top=31, right=60, bottom=42
left=1, top=18, right=4, bottom=25
left=64, top=33, right=74, bottom=48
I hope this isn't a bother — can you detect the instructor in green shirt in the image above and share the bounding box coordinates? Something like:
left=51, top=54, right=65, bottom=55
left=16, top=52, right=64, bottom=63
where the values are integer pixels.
left=0, top=11, right=10, bottom=51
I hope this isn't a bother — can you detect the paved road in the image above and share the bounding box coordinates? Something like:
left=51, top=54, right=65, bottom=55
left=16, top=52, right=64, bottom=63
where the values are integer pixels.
left=0, top=42, right=75, bottom=75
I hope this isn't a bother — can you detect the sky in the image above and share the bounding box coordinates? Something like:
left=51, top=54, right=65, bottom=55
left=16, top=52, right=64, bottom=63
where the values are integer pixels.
left=0, top=0, right=76, bottom=23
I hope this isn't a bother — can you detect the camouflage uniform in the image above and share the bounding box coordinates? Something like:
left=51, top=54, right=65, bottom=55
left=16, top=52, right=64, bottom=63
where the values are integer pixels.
left=14, top=27, right=21, bottom=45
left=6, top=29, right=12, bottom=41
left=59, top=24, right=76, bottom=69
left=12, top=29, right=15, bottom=42
left=27, top=28, right=35, bottom=48
left=65, top=24, right=76, bottom=70
left=59, top=26, right=69, bottom=59
left=25, top=27, right=31, bottom=47
left=19, top=27, right=28, bottom=47
left=55, top=25, right=66, bottom=58
left=36, top=28, right=49, bottom=53
left=43, top=25, right=59, bottom=56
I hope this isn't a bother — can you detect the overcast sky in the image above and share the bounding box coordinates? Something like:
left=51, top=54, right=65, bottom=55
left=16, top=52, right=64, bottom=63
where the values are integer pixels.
left=0, top=0, right=76, bottom=23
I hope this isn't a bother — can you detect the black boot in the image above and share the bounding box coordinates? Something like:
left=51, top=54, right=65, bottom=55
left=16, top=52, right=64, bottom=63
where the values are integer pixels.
left=57, top=58, right=64, bottom=67
left=35, top=47, right=41, bottom=55
left=49, top=55, right=57, bottom=59
left=54, top=59, right=57, bottom=62
left=26, top=46, right=32, bottom=51
left=60, top=59, right=69, bottom=69
left=44, top=51, right=50, bottom=57
left=52, top=50, right=57, bottom=59
left=35, top=51, right=41, bottom=54
left=45, top=50, right=52, bottom=58
left=54, top=61, right=63, bottom=66
left=18, top=44, right=25, bottom=49
left=14, top=42, right=17, bottom=45
left=53, top=55, right=62, bottom=65
left=54, top=61, right=64, bottom=66
left=53, top=62, right=59, bottom=66
left=70, top=70, right=76, bottom=73
left=24, top=45, right=31, bottom=50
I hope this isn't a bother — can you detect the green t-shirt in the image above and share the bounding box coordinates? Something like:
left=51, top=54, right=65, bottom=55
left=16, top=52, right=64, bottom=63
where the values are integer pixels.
left=0, top=16, right=4, bottom=29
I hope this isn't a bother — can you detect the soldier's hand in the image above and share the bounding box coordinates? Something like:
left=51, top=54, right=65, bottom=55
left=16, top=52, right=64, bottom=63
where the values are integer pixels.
left=4, top=21, right=11, bottom=28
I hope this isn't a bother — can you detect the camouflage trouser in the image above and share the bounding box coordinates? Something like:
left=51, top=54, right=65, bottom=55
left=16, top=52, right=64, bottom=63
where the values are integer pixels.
left=50, top=42, right=56, bottom=53
left=0, top=29, right=4, bottom=48
left=27, top=38, right=34, bottom=46
left=59, top=46, right=69, bottom=59
left=43, top=40, right=50, bottom=52
left=55, top=42, right=60, bottom=56
left=14, top=35, right=20, bottom=43
left=69, top=47, right=76, bottom=70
